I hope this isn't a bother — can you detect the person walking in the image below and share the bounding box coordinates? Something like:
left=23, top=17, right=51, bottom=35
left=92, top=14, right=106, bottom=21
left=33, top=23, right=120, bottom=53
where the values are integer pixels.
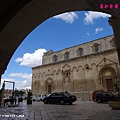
left=18, top=95, right=23, bottom=105
left=13, top=96, right=17, bottom=105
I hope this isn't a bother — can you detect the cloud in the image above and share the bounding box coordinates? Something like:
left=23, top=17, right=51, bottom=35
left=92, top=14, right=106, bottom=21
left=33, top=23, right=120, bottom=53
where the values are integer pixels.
left=1, top=73, right=32, bottom=90
left=9, top=73, right=32, bottom=80
left=95, top=27, right=103, bottom=34
left=15, top=48, right=46, bottom=67
left=86, top=32, right=90, bottom=36
left=84, top=11, right=111, bottom=25
left=53, top=12, right=78, bottom=24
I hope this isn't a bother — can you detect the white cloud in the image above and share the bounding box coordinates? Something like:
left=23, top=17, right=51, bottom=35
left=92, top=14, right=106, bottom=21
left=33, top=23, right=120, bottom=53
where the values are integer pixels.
left=1, top=73, right=32, bottom=90
left=95, top=27, right=104, bottom=34
left=86, top=32, right=90, bottom=36
left=15, top=48, right=46, bottom=67
left=9, top=73, right=32, bottom=80
left=53, top=12, right=78, bottom=24
left=84, top=11, right=111, bottom=25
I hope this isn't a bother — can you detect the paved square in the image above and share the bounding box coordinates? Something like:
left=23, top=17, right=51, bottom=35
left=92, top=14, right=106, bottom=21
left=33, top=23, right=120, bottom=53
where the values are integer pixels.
left=0, top=100, right=120, bottom=120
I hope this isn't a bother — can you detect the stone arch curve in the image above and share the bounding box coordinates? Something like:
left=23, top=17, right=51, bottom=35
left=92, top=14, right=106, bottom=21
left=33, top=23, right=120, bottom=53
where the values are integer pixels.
left=91, top=63, right=97, bottom=69
left=99, top=66, right=116, bottom=77
left=57, top=69, right=62, bottom=74
left=46, top=77, right=53, bottom=85
left=72, top=67, right=78, bottom=72
left=0, top=0, right=120, bottom=80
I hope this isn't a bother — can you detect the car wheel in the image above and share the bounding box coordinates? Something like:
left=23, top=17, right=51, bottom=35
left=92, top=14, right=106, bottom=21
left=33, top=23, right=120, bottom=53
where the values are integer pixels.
left=44, top=100, right=48, bottom=104
left=38, top=100, right=40, bottom=102
left=60, top=100, right=65, bottom=105
left=33, top=99, right=35, bottom=102
left=97, top=99, right=102, bottom=103
left=93, top=98, right=96, bottom=102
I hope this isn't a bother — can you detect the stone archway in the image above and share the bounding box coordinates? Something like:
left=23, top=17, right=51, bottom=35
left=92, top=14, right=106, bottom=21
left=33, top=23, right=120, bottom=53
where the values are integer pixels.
left=99, top=66, right=117, bottom=91
left=0, top=0, right=120, bottom=82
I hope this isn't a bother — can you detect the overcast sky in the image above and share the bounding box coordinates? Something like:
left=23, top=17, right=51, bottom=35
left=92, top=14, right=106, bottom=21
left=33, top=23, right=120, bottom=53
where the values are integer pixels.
left=1, top=11, right=113, bottom=90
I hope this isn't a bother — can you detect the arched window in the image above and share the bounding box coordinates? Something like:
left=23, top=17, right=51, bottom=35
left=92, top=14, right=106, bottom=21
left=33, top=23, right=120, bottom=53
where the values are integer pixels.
left=53, top=55, right=58, bottom=63
left=110, top=38, right=116, bottom=48
left=92, top=43, right=100, bottom=53
left=64, top=52, right=69, bottom=60
left=94, top=44, right=99, bottom=52
left=77, top=48, right=83, bottom=57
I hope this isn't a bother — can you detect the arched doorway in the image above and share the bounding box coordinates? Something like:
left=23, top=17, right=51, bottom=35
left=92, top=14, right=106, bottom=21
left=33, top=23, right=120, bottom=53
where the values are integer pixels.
left=99, top=66, right=117, bottom=92
left=48, top=84, right=52, bottom=94
left=46, top=78, right=53, bottom=94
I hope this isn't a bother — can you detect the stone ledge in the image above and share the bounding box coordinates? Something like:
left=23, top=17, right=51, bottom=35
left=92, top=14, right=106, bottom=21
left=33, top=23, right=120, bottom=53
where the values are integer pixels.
left=108, top=101, right=120, bottom=110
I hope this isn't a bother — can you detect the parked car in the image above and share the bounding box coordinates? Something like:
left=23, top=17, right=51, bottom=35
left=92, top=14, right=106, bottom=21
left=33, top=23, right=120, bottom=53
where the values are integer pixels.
left=32, top=94, right=45, bottom=102
left=92, top=90, right=104, bottom=102
left=42, top=92, right=77, bottom=105
left=96, top=92, right=118, bottom=103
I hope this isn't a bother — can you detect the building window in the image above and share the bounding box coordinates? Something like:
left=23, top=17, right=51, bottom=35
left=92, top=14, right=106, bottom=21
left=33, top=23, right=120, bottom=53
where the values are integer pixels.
left=77, top=48, right=83, bottom=57
left=95, top=44, right=99, bottom=52
left=92, top=43, right=100, bottom=53
left=53, top=55, right=58, bottom=63
left=64, top=52, right=69, bottom=60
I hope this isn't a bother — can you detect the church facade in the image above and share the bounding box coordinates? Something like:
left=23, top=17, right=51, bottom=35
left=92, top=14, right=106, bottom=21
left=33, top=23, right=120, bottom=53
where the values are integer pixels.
left=32, top=35, right=120, bottom=100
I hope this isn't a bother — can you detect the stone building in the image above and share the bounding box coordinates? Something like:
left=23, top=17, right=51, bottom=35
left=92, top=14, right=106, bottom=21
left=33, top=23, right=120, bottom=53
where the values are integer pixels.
left=32, top=35, right=120, bottom=100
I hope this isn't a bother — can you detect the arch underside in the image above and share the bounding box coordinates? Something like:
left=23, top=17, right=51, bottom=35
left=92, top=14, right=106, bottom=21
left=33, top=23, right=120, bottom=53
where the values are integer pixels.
left=0, top=0, right=120, bottom=77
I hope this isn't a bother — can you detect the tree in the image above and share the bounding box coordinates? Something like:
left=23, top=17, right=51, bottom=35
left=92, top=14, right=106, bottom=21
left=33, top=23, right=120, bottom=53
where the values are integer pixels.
left=114, top=83, right=120, bottom=101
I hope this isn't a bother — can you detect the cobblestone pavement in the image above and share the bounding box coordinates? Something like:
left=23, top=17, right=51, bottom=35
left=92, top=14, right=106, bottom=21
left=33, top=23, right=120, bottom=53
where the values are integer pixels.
left=0, top=100, right=120, bottom=120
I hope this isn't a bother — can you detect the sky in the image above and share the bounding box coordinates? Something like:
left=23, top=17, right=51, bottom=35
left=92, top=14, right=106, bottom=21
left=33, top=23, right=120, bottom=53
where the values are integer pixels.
left=1, top=11, right=113, bottom=90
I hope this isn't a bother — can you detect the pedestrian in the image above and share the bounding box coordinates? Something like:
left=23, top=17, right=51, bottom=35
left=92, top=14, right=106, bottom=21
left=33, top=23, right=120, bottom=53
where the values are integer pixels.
left=18, top=95, right=23, bottom=105
left=13, top=96, right=17, bottom=105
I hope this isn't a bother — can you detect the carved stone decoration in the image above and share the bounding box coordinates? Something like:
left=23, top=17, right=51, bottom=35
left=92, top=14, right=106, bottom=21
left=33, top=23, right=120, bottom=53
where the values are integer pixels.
left=62, top=69, right=70, bottom=83
left=62, top=64, right=71, bottom=83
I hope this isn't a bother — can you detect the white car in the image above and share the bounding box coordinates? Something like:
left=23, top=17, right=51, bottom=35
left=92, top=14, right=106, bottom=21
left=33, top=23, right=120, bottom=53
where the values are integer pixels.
left=32, top=94, right=45, bottom=102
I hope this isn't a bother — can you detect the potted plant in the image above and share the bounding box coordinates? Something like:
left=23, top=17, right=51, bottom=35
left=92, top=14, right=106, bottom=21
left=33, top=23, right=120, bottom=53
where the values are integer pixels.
left=27, top=89, right=33, bottom=104
left=108, top=83, right=120, bottom=110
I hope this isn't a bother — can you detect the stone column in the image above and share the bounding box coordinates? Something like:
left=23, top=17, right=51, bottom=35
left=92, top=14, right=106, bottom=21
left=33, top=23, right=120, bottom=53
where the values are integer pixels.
left=108, top=16, right=120, bottom=62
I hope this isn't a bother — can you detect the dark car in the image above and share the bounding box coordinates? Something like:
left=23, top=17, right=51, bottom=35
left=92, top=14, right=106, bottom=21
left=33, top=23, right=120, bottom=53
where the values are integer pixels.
left=42, top=92, right=77, bottom=105
left=96, top=92, right=118, bottom=103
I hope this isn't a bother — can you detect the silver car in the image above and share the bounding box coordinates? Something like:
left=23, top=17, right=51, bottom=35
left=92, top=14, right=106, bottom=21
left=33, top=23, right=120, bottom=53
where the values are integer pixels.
left=32, top=94, right=45, bottom=102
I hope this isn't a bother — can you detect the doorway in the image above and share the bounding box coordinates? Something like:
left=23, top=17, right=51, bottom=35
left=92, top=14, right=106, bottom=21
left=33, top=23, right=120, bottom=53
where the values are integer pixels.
left=48, top=84, right=51, bottom=94
left=106, top=79, right=114, bottom=92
